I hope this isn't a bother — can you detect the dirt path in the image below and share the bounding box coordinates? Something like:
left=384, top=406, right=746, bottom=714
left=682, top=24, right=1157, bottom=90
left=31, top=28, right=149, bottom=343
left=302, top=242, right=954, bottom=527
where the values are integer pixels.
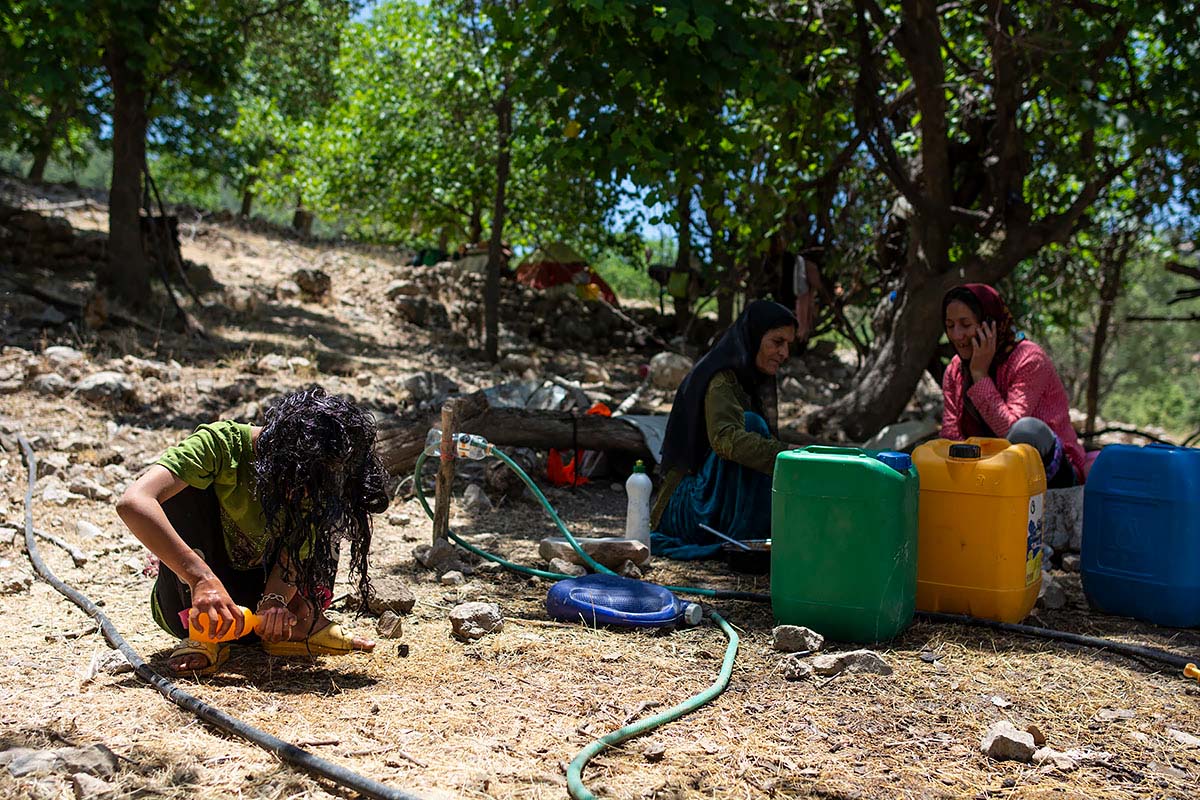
left=1, top=183, right=1197, bottom=799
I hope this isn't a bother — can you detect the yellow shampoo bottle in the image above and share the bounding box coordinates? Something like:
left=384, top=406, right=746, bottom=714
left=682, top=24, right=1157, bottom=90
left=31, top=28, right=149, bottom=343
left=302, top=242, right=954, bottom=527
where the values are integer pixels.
left=188, top=606, right=260, bottom=643
left=912, top=438, right=1046, bottom=623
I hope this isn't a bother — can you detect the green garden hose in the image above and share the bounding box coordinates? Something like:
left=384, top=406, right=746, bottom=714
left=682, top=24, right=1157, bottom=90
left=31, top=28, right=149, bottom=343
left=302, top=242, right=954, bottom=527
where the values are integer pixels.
left=412, top=442, right=746, bottom=799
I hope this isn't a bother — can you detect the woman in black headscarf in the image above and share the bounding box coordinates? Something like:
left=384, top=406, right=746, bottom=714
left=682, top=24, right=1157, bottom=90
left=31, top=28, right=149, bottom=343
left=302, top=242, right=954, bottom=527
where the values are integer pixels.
left=650, top=301, right=798, bottom=558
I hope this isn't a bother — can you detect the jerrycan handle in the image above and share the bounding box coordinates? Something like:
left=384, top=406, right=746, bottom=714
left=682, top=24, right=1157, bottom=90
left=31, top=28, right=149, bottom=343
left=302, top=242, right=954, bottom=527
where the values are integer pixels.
left=800, top=445, right=864, bottom=457
left=1144, top=443, right=1179, bottom=451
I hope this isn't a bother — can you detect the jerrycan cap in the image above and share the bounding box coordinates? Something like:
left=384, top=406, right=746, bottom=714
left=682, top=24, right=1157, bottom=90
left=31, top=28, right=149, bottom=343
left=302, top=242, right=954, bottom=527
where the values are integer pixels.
left=632, top=460, right=647, bottom=473
left=948, top=443, right=982, bottom=459
left=875, top=451, right=912, bottom=473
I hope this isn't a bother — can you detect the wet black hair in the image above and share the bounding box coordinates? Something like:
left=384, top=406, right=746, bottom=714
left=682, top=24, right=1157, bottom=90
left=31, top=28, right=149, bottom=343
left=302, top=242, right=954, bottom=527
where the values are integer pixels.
left=254, top=386, right=388, bottom=615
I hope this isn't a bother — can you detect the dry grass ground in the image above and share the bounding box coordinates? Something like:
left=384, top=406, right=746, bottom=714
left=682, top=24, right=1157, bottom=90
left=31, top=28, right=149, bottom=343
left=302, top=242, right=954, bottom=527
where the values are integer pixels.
left=0, top=181, right=1197, bottom=799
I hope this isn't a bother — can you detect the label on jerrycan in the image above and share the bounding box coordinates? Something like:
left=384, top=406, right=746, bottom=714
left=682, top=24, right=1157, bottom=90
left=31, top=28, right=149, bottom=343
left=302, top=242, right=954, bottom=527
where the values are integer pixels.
left=1025, top=493, right=1045, bottom=586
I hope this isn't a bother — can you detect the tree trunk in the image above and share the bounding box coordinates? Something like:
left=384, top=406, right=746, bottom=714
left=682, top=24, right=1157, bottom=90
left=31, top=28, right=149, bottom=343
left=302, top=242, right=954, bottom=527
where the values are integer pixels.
left=673, top=181, right=693, bottom=333
left=292, top=196, right=314, bottom=236
left=27, top=105, right=66, bottom=184
left=239, top=188, right=254, bottom=218
left=485, top=93, right=512, bottom=363
left=102, top=38, right=153, bottom=307
left=1085, top=235, right=1129, bottom=441
left=468, top=201, right=483, bottom=243
left=806, top=273, right=957, bottom=441
left=374, top=389, right=652, bottom=478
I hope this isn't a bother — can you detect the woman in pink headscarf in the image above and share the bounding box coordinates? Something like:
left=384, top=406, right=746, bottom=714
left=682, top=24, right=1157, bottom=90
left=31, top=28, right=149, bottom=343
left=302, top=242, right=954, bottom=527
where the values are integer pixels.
left=941, top=284, right=1085, bottom=487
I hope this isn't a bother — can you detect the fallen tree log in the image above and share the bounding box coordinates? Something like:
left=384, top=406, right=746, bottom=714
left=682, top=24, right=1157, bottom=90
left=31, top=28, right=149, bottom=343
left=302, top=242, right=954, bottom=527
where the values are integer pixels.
left=374, top=389, right=652, bottom=477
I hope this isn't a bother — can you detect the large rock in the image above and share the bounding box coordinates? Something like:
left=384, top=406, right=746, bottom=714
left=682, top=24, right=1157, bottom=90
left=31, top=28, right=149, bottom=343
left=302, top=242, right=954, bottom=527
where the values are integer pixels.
left=1037, top=573, right=1066, bottom=610
left=539, top=537, right=651, bottom=569
left=399, top=371, right=459, bottom=403
left=771, top=625, right=824, bottom=653
left=73, top=372, right=136, bottom=406
left=351, top=575, right=416, bottom=616
left=1044, top=486, right=1084, bottom=551
left=648, top=352, right=693, bottom=390
left=449, top=601, right=503, bottom=640
left=981, top=721, right=1036, bottom=762
left=291, top=268, right=332, bottom=304
left=413, top=540, right=472, bottom=576
left=1, top=744, right=118, bottom=778
left=394, top=296, right=450, bottom=328
left=810, top=649, right=892, bottom=677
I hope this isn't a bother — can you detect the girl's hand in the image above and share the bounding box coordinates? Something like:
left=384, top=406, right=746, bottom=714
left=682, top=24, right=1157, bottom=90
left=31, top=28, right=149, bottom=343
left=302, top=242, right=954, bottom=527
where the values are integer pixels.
left=970, top=320, right=998, bottom=382
left=254, top=598, right=297, bottom=643
left=189, top=576, right=244, bottom=639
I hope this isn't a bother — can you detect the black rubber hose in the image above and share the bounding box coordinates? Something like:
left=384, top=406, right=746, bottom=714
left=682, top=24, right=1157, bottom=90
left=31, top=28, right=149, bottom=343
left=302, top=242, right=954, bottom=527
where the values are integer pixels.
left=18, top=436, right=424, bottom=800
left=916, top=611, right=1193, bottom=670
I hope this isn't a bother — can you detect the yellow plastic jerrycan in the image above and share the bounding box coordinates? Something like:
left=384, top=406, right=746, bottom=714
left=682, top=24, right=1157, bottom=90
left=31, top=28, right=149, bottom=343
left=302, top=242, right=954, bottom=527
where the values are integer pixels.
left=912, top=438, right=1047, bottom=623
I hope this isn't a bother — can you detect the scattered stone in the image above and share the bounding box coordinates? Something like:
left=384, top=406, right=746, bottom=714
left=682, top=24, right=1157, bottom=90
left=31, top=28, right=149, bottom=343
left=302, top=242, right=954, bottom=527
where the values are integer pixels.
left=385, top=280, right=421, bottom=299
left=397, top=643, right=410, bottom=657
left=1, top=574, right=32, bottom=594
left=441, top=570, right=466, bottom=586
left=32, top=373, right=69, bottom=395
left=548, top=557, right=587, bottom=577
left=356, top=372, right=372, bottom=386
left=990, top=695, right=1012, bottom=709
left=581, top=361, right=610, bottom=384
left=1166, top=728, right=1200, bottom=748
left=1061, top=554, right=1081, bottom=573
left=81, top=649, right=132, bottom=682
left=616, top=559, right=643, bottom=579
left=73, top=372, right=136, bottom=406
left=350, top=575, right=415, bottom=616
left=376, top=611, right=404, bottom=639
left=771, top=625, right=824, bottom=654
left=1095, top=708, right=1135, bottom=722
left=254, top=354, right=289, bottom=373
left=387, top=513, right=412, bottom=527
left=449, top=601, right=503, bottom=640
left=981, top=721, right=1036, bottom=762
left=1062, top=749, right=1112, bottom=766
left=919, top=649, right=940, bottom=663
left=75, top=521, right=105, bottom=539
left=71, top=771, right=114, bottom=799
left=499, top=353, right=536, bottom=373
left=462, top=484, right=493, bottom=514
left=648, top=352, right=693, bottom=390
left=4, top=744, right=118, bottom=778
left=273, top=279, right=302, bottom=300
left=539, top=537, right=651, bottom=569
left=1043, top=486, right=1084, bottom=551
left=1037, top=574, right=1066, bottom=610
left=44, top=346, right=86, bottom=369
left=69, top=477, right=112, bottom=502
left=399, top=371, right=459, bottom=403
left=782, top=653, right=815, bottom=681
left=643, top=741, right=666, bottom=762
left=42, top=481, right=85, bottom=505
left=394, top=296, right=450, bottom=328
left=1033, top=746, right=1077, bottom=771
left=413, top=540, right=472, bottom=575
left=810, top=649, right=893, bottom=677
left=1149, top=761, right=1188, bottom=780
left=291, top=268, right=332, bottom=303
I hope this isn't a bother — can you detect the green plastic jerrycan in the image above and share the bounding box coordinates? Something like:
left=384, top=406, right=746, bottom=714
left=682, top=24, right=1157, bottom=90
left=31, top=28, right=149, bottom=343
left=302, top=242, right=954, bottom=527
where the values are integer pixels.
left=770, top=446, right=919, bottom=644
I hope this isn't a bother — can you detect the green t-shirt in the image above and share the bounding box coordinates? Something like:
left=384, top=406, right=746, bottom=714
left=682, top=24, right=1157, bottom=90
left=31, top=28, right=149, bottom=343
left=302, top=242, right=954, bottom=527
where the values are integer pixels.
left=156, top=421, right=270, bottom=569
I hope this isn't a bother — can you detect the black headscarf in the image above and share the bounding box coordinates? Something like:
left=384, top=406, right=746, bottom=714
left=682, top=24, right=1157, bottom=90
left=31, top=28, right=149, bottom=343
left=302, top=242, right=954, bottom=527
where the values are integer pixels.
left=660, top=300, right=798, bottom=474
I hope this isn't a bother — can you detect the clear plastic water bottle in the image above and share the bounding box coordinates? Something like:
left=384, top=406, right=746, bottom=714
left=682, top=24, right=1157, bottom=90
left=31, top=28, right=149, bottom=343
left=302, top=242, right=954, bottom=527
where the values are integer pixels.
left=624, top=460, right=653, bottom=547
left=424, top=429, right=492, bottom=460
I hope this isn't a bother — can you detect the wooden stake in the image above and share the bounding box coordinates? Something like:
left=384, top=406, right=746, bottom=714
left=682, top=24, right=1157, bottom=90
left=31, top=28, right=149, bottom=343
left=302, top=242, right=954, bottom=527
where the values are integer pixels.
left=432, top=399, right=460, bottom=543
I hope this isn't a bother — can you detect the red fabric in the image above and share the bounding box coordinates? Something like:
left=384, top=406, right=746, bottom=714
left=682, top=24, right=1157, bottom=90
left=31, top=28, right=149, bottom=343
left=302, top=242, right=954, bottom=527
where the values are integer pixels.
left=547, top=402, right=612, bottom=486
left=515, top=260, right=619, bottom=305
left=941, top=339, right=1086, bottom=481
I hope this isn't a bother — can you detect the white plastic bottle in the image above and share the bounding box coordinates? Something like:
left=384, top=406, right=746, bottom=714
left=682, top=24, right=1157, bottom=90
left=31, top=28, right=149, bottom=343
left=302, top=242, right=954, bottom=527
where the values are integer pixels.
left=624, top=460, right=653, bottom=547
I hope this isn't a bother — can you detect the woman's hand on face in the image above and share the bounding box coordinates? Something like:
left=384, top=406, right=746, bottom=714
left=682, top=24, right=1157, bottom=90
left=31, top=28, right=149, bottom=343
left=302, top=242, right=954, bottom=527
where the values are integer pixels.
left=189, top=576, right=245, bottom=639
left=969, top=320, right=998, bottom=381
left=253, top=600, right=297, bottom=643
